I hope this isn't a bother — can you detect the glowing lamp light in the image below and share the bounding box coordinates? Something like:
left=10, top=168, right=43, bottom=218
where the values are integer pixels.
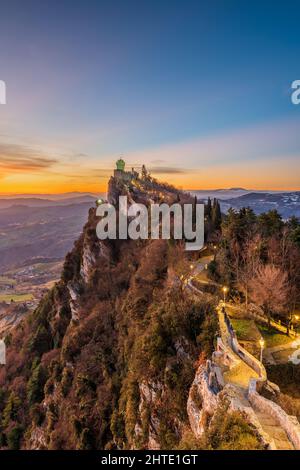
left=259, top=337, right=265, bottom=363
left=222, top=286, right=229, bottom=303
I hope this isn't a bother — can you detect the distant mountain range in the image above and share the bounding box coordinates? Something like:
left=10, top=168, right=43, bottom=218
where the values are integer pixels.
left=190, top=188, right=298, bottom=200
left=189, top=189, right=300, bottom=219
left=0, top=191, right=100, bottom=200
left=219, top=192, right=300, bottom=219
left=0, top=194, right=103, bottom=210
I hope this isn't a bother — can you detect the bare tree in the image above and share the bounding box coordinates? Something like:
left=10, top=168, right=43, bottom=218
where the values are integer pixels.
left=249, top=264, right=289, bottom=329
left=265, top=231, right=300, bottom=334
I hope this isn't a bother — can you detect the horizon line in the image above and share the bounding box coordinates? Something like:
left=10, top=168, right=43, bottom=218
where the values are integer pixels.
left=0, top=187, right=300, bottom=197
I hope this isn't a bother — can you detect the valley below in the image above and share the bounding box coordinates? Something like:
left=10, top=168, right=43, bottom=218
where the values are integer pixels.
left=0, top=196, right=97, bottom=334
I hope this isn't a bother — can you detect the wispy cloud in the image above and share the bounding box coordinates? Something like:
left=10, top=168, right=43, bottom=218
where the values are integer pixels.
left=0, top=143, right=57, bottom=173
left=149, top=166, right=188, bottom=174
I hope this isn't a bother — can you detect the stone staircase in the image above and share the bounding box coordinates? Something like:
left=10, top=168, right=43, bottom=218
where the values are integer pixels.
left=216, top=303, right=300, bottom=449
left=185, top=270, right=300, bottom=450
left=225, top=385, right=295, bottom=449
left=253, top=409, right=294, bottom=450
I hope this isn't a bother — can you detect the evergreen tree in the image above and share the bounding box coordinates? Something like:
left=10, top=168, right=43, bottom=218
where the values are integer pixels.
left=258, top=209, right=283, bottom=237
left=206, top=197, right=212, bottom=219
left=192, top=195, right=198, bottom=226
left=212, top=199, right=221, bottom=230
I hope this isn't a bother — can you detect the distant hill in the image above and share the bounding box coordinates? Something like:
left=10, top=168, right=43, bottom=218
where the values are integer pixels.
left=0, top=191, right=101, bottom=200
left=220, top=191, right=300, bottom=218
left=0, top=194, right=101, bottom=209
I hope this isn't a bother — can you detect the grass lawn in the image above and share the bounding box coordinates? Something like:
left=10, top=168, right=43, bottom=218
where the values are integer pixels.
left=0, top=293, right=33, bottom=303
left=230, top=319, right=261, bottom=342
left=257, top=324, right=291, bottom=348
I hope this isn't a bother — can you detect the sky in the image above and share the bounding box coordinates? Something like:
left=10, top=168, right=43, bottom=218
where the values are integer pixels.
left=0, top=0, right=299, bottom=194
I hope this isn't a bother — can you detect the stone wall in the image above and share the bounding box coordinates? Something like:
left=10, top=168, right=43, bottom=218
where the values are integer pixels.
left=248, top=380, right=300, bottom=450
left=224, top=313, right=267, bottom=387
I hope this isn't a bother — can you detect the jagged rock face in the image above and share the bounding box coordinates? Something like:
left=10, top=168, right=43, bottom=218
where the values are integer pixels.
left=187, top=365, right=218, bottom=438
left=107, top=176, right=138, bottom=206
left=107, top=176, right=123, bottom=206
left=138, top=381, right=164, bottom=449
left=79, top=212, right=113, bottom=285
left=28, top=427, right=47, bottom=450
left=67, top=281, right=81, bottom=321
left=80, top=244, right=98, bottom=283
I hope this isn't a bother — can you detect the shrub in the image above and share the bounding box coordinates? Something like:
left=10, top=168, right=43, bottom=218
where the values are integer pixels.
left=176, top=429, right=205, bottom=450
left=31, top=404, right=46, bottom=426
left=61, top=368, right=73, bottom=397
left=79, top=428, right=95, bottom=450
left=205, top=401, right=263, bottom=450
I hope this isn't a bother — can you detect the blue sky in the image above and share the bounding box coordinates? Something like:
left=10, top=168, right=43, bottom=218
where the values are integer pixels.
left=0, top=0, right=299, bottom=192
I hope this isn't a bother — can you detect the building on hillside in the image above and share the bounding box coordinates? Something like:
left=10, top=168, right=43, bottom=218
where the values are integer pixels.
left=114, top=158, right=139, bottom=181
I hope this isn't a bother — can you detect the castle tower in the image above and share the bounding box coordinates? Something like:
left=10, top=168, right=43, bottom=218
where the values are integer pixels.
left=114, top=158, right=126, bottom=178
left=116, top=158, right=125, bottom=171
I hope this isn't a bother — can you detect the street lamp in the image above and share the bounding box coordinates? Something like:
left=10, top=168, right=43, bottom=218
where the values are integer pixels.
left=190, top=264, right=194, bottom=270
left=222, top=286, right=228, bottom=304
left=259, top=338, right=265, bottom=363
